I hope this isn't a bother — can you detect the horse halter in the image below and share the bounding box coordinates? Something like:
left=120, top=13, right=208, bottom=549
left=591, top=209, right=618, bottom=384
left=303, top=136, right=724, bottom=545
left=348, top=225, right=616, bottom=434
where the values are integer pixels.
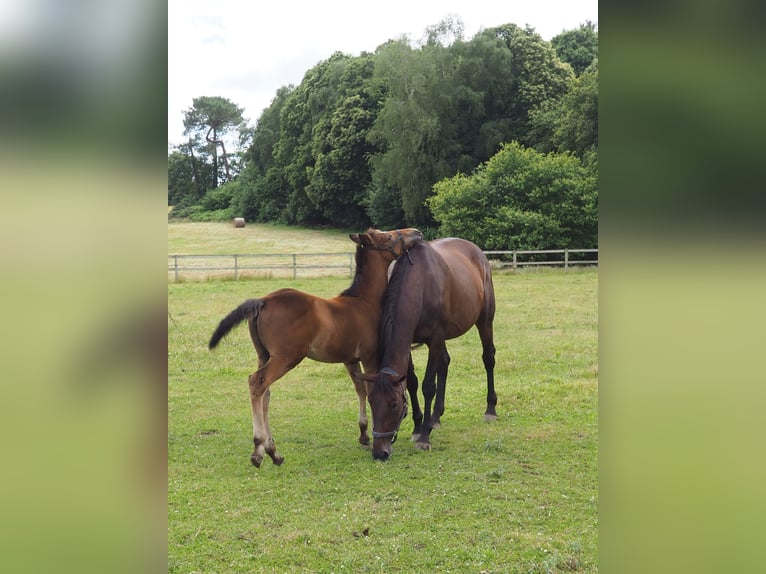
left=371, top=384, right=408, bottom=444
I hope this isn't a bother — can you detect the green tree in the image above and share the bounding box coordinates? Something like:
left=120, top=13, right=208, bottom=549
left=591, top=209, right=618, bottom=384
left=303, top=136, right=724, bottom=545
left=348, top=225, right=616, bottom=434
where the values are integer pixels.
left=368, top=23, right=462, bottom=226
left=529, top=59, right=598, bottom=157
left=243, top=86, right=292, bottom=176
left=489, top=24, right=573, bottom=148
left=271, top=58, right=339, bottom=224
left=167, top=150, right=196, bottom=207
left=183, top=96, right=245, bottom=188
left=266, top=52, right=384, bottom=226
left=306, top=54, right=383, bottom=228
left=368, top=22, right=573, bottom=227
left=226, top=18, right=594, bottom=231
left=552, top=60, right=598, bottom=156
left=167, top=139, right=216, bottom=211
left=551, top=21, right=598, bottom=76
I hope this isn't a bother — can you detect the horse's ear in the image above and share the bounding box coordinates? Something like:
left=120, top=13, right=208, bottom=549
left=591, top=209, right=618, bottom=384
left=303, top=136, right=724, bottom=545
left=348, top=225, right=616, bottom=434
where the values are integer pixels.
left=359, top=372, right=377, bottom=382
left=350, top=233, right=372, bottom=246
left=380, top=368, right=405, bottom=384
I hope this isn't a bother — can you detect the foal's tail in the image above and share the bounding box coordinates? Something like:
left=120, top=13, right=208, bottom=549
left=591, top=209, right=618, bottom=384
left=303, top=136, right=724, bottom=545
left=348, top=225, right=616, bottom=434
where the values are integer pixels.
left=208, top=299, right=264, bottom=349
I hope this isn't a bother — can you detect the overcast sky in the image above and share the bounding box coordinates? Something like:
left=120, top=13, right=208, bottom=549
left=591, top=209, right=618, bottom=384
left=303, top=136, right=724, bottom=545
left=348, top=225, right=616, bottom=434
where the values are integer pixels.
left=168, top=0, right=598, bottom=147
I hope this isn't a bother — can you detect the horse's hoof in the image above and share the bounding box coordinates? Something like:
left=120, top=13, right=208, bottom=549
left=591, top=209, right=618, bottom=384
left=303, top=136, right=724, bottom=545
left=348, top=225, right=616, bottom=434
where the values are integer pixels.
left=359, top=435, right=370, bottom=447
left=272, top=454, right=284, bottom=466
left=415, top=441, right=431, bottom=451
left=431, top=421, right=441, bottom=429
left=251, top=454, right=263, bottom=468
left=484, top=413, right=498, bottom=421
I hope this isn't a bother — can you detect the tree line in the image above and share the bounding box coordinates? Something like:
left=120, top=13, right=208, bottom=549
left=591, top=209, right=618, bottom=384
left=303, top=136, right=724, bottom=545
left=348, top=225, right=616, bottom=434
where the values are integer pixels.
left=168, top=19, right=597, bottom=250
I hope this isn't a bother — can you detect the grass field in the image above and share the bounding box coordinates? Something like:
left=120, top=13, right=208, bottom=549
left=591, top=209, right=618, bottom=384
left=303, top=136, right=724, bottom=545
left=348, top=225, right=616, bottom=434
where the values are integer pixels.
left=168, top=226, right=598, bottom=573
left=168, top=221, right=356, bottom=255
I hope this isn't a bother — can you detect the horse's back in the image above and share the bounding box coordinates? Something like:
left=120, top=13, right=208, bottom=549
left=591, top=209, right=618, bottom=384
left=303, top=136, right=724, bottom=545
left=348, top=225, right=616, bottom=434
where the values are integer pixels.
left=428, top=238, right=494, bottom=335
left=261, top=288, right=316, bottom=315
left=431, top=237, right=489, bottom=271
left=255, top=288, right=320, bottom=347
left=430, top=238, right=492, bottom=293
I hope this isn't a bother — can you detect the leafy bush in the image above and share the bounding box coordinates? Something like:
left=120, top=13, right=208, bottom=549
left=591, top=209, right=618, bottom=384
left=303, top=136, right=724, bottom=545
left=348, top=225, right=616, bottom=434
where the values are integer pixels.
left=169, top=204, right=232, bottom=222
left=200, top=181, right=237, bottom=212
left=230, top=168, right=288, bottom=224
left=428, top=142, right=597, bottom=250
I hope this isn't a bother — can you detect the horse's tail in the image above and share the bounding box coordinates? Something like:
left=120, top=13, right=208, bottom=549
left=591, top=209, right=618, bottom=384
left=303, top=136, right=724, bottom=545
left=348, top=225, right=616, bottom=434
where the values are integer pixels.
left=208, top=299, right=264, bottom=349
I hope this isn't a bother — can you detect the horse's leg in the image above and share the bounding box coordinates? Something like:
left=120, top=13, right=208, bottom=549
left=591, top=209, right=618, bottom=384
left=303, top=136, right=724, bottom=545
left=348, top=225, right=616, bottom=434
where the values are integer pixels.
left=248, top=356, right=292, bottom=467
left=345, top=361, right=369, bottom=446
left=261, top=388, right=283, bottom=465
left=406, top=353, right=423, bottom=439
left=431, top=347, right=450, bottom=427
left=477, top=323, right=497, bottom=421
left=415, top=343, right=444, bottom=451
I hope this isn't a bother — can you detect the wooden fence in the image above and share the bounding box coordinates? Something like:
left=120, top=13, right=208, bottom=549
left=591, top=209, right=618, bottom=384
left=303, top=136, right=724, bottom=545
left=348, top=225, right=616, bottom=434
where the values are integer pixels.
left=168, top=248, right=597, bottom=282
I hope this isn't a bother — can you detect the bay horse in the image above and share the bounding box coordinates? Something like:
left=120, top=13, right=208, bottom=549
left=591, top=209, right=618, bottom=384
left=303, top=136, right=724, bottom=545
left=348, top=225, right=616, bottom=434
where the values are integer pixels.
left=361, top=237, right=497, bottom=460
left=207, top=228, right=423, bottom=467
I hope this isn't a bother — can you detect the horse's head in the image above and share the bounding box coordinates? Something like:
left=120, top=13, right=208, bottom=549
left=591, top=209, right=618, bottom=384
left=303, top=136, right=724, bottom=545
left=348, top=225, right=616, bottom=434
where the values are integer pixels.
left=361, top=368, right=408, bottom=461
left=349, top=228, right=423, bottom=261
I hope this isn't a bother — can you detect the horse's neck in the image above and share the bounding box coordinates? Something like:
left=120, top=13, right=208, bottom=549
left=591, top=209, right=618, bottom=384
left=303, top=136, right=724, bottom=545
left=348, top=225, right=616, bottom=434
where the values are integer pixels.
left=380, top=275, right=422, bottom=375
left=355, top=254, right=393, bottom=302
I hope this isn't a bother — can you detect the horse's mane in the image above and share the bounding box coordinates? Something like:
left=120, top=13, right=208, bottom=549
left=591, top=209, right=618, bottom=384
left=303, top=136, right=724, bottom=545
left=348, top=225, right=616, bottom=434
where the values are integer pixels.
left=377, top=248, right=414, bottom=363
left=339, top=244, right=365, bottom=297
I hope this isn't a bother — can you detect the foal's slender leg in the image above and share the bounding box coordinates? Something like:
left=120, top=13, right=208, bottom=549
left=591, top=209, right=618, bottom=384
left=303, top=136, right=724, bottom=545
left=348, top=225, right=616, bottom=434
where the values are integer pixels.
left=248, top=356, right=292, bottom=467
left=431, top=347, right=450, bottom=427
left=345, top=361, right=369, bottom=446
left=261, top=388, right=283, bottom=465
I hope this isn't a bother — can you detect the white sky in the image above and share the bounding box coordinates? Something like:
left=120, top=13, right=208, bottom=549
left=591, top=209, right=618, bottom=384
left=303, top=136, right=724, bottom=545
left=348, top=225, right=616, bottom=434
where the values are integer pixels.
left=168, top=0, right=598, bottom=148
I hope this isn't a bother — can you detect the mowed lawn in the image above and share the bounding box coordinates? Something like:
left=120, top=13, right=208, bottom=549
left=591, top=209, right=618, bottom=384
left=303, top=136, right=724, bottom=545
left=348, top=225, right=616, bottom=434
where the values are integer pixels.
left=168, top=257, right=598, bottom=572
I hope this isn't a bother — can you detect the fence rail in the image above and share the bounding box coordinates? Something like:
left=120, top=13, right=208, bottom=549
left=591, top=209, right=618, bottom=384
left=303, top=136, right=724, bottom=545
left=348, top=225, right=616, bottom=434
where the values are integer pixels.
left=483, top=248, right=599, bottom=270
left=168, top=248, right=597, bottom=282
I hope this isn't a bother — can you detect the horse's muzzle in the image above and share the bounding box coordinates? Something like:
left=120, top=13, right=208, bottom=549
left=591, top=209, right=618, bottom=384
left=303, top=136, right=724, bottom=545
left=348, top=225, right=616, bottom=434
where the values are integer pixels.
left=372, top=448, right=391, bottom=461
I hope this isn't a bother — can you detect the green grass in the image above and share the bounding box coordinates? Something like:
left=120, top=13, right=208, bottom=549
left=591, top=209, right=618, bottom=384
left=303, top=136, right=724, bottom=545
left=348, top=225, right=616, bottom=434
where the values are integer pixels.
left=169, top=268, right=598, bottom=573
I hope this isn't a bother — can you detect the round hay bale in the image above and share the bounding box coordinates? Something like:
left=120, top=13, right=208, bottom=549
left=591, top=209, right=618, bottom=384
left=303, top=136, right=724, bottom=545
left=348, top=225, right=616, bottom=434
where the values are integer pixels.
left=233, top=217, right=245, bottom=228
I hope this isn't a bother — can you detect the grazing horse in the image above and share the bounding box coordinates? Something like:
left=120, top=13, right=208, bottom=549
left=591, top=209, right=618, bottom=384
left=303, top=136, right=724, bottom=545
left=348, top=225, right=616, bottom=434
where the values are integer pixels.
left=362, top=237, right=497, bottom=460
left=208, top=228, right=423, bottom=467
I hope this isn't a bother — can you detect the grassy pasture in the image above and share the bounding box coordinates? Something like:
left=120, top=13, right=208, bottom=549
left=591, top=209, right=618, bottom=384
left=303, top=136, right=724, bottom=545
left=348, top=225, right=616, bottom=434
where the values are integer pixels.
left=168, top=221, right=362, bottom=281
left=168, top=241, right=598, bottom=573
left=168, top=221, right=356, bottom=255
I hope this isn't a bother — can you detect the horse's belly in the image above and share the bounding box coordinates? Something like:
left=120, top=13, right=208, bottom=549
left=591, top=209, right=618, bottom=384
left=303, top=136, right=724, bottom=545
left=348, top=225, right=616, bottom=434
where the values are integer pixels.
left=307, top=330, right=365, bottom=364
left=306, top=346, right=353, bottom=363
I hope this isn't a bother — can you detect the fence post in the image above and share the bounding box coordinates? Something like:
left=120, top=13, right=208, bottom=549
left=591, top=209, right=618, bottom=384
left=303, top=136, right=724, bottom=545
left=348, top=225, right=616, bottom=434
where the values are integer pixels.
left=349, top=253, right=354, bottom=277
left=173, top=255, right=178, bottom=282
left=234, top=254, right=239, bottom=280
left=512, top=251, right=517, bottom=270
left=564, top=249, right=569, bottom=271
left=292, top=254, right=297, bottom=280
